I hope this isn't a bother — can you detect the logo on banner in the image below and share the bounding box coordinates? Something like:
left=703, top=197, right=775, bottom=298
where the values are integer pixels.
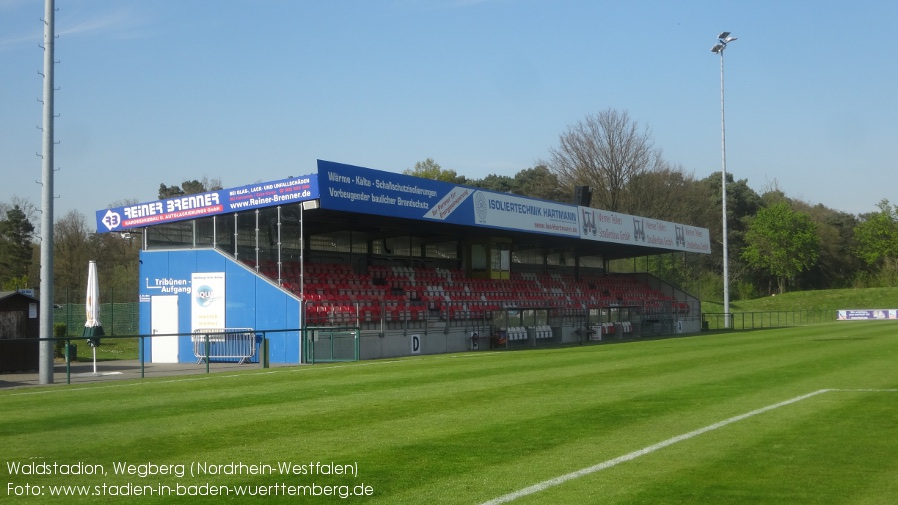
left=633, top=218, right=646, bottom=242
left=195, top=285, right=218, bottom=307
left=582, top=208, right=597, bottom=237
left=474, top=192, right=489, bottom=224
left=101, top=210, right=122, bottom=231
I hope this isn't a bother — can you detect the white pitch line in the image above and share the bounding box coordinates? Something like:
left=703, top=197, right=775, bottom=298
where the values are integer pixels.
left=479, top=389, right=837, bottom=505
left=832, top=388, right=898, bottom=392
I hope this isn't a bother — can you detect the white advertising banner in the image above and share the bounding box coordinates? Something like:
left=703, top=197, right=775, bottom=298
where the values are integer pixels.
left=472, top=191, right=580, bottom=237
left=837, top=309, right=898, bottom=320
left=191, top=272, right=226, bottom=331
left=578, top=207, right=711, bottom=254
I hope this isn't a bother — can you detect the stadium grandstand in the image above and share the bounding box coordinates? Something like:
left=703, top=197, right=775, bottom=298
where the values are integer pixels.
left=95, top=160, right=711, bottom=364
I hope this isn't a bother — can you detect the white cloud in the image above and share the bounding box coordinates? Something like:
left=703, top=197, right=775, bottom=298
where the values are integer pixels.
left=57, top=6, right=153, bottom=40
left=0, top=4, right=153, bottom=51
left=0, top=0, right=32, bottom=11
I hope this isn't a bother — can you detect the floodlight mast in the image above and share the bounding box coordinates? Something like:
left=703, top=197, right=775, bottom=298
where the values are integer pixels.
left=711, top=31, right=736, bottom=329
left=39, top=0, right=57, bottom=384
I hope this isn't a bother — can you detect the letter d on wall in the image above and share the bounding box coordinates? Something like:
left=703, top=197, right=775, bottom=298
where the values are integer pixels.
left=410, top=334, right=421, bottom=355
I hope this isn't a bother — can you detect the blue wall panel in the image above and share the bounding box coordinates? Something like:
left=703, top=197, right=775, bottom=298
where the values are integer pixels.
left=139, top=249, right=302, bottom=364
left=284, top=303, right=301, bottom=364
left=255, top=278, right=300, bottom=363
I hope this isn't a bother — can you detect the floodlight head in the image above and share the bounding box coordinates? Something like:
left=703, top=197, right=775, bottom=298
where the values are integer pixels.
left=724, top=36, right=737, bottom=43
left=718, top=31, right=731, bottom=39
left=711, top=43, right=724, bottom=53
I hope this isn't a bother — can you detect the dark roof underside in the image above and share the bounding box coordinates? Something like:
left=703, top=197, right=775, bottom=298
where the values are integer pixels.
left=301, top=208, right=676, bottom=261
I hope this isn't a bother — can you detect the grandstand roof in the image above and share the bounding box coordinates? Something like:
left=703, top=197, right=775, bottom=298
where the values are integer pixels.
left=95, top=160, right=711, bottom=261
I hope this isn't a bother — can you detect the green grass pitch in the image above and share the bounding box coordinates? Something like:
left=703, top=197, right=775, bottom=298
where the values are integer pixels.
left=2, top=321, right=897, bottom=504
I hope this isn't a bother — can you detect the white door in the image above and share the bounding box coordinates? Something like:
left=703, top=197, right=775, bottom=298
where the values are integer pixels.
left=151, top=295, right=180, bottom=363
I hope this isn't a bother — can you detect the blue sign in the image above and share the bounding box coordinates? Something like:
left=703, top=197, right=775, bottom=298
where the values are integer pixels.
left=317, top=160, right=581, bottom=237
left=96, top=175, right=318, bottom=232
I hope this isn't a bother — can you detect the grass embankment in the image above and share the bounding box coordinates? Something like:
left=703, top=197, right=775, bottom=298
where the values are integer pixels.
left=702, top=286, right=898, bottom=315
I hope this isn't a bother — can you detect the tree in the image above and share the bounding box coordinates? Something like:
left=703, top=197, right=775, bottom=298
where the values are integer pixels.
left=853, top=199, right=898, bottom=285
left=48, top=208, right=141, bottom=303
left=742, top=202, right=819, bottom=294
left=625, top=162, right=698, bottom=220
left=792, top=201, right=859, bottom=289
left=512, top=165, right=566, bottom=202
left=158, top=177, right=223, bottom=199
left=469, top=165, right=566, bottom=202
left=468, top=173, right=515, bottom=193
left=404, top=158, right=465, bottom=183
left=158, top=183, right=185, bottom=199
left=0, top=197, right=38, bottom=227
left=548, top=108, right=662, bottom=212
left=0, top=204, right=36, bottom=287
left=53, top=210, right=92, bottom=296
left=90, top=228, right=140, bottom=300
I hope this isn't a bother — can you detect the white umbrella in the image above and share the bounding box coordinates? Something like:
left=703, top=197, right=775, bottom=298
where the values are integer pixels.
left=82, top=260, right=104, bottom=375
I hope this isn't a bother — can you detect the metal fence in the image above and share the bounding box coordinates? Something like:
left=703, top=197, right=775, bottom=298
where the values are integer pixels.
left=0, top=329, right=309, bottom=386
left=52, top=288, right=139, bottom=336
left=191, top=328, right=258, bottom=364
left=304, top=327, right=360, bottom=363
left=304, top=298, right=702, bottom=336
left=702, top=310, right=837, bottom=330
left=53, top=302, right=139, bottom=336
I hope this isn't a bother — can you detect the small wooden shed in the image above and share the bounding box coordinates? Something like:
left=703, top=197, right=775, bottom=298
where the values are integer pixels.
left=0, top=291, right=41, bottom=372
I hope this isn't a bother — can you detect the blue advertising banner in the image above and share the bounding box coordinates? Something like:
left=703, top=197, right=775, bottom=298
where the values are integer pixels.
left=316, top=160, right=581, bottom=237
left=317, top=160, right=454, bottom=217
left=96, top=175, right=318, bottom=232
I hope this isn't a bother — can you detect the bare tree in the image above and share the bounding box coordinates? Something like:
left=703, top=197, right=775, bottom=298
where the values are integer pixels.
left=548, top=109, right=661, bottom=212
left=53, top=210, right=92, bottom=295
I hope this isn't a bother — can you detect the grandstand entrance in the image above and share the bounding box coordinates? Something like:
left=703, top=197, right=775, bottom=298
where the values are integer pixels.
left=304, top=327, right=360, bottom=363
left=150, top=295, right=179, bottom=363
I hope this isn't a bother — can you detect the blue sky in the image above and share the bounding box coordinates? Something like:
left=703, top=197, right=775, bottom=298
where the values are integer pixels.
left=2, top=0, right=896, bottom=226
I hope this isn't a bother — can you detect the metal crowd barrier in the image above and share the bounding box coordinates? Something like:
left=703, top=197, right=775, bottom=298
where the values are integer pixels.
left=191, top=328, right=257, bottom=364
